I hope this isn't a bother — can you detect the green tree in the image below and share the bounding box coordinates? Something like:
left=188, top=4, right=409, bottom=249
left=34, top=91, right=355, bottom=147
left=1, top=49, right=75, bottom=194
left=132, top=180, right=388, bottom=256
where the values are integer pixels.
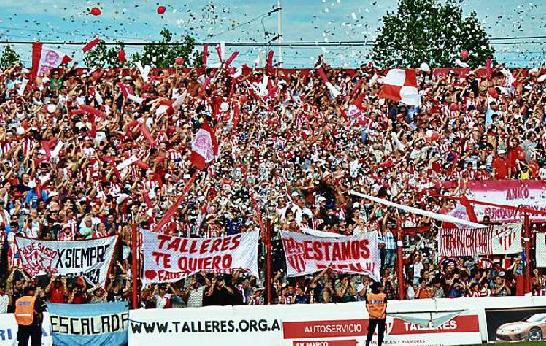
left=370, top=0, right=494, bottom=68
left=132, top=28, right=199, bottom=68
left=83, top=41, right=126, bottom=68
left=0, top=45, right=21, bottom=68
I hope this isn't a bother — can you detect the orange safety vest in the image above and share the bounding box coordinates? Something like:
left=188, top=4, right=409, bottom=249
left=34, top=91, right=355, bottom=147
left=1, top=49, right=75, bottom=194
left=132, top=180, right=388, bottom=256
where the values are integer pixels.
left=14, top=296, right=36, bottom=326
left=367, top=292, right=387, bottom=319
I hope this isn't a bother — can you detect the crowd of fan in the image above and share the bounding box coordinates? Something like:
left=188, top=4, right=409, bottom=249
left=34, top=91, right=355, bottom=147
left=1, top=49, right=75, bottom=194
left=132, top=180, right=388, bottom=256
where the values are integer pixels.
left=0, top=60, right=545, bottom=309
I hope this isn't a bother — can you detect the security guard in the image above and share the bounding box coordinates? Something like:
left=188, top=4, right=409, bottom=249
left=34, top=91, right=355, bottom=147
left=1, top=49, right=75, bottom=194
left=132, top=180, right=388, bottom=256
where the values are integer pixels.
left=366, top=282, right=387, bottom=346
left=14, top=286, right=44, bottom=346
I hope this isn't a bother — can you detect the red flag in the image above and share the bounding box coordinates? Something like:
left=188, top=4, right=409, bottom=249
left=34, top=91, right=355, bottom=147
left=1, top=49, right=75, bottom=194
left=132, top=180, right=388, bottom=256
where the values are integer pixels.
left=190, top=121, right=218, bottom=170
left=31, top=43, right=71, bottom=81
left=82, top=38, right=102, bottom=53
left=153, top=173, right=197, bottom=233
left=379, top=69, right=420, bottom=105
left=224, top=51, right=239, bottom=68
left=140, top=123, right=155, bottom=147
left=317, top=68, right=329, bottom=84
left=61, top=55, right=72, bottom=65
left=267, top=50, right=274, bottom=73
left=460, top=195, right=478, bottom=223
left=118, top=49, right=126, bottom=63
left=142, top=190, right=152, bottom=208
left=202, top=44, right=208, bottom=68
left=80, top=104, right=107, bottom=119
left=486, top=58, right=492, bottom=79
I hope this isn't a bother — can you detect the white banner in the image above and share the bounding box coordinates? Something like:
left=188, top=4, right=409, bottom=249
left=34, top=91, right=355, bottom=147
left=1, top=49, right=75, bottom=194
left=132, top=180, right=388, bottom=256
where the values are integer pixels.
left=128, top=303, right=482, bottom=346
left=15, top=236, right=117, bottom=287
left=491, top=223, right=522, bottom=255
left=280, top=231, right=380, bottom=280
left=438, top=227, right=492, bottom=257
left=439, top=223, right=522, bottom=257
left=449, top=180, right=546, bottom=222
left=537, top=233, right=546, bottom=268
left=37, top=46, right=66, bottom=76
left=0, top=313, right=52, bottom=346
left=141, top=231, right=259, bottom=284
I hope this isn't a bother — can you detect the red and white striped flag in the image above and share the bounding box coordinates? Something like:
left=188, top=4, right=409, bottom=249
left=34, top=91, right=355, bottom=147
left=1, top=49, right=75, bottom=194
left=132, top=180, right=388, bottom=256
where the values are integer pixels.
left=379, top=69, right=421, bottom=105
left=31, top=43, right=72, bottom=78
left=190, top=122, right=219, bottom=170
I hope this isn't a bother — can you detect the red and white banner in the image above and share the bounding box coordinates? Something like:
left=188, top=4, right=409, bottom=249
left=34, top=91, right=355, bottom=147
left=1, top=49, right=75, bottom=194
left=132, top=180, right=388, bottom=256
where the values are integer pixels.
left=379, top=69, right=421, bottom=105
left=190, top=121, right=219, bottom=170
left=129, top=302, right=482, bottom=346
left=491, top=223, right=522, bottom=255
left=450, top=180, right=546, bottom=222
left=439, top=227, right=492, bottom=257
left=537, top=233, right=546, bottom=268
left=439, top=223, right=522, bottom=257
left=141, top=231, right=259, bottom=284
left=31, top=43, right=71, bottom=77
left=280, top=231, right=380, bottom=280
left=15, top=236, right=117, bottom=287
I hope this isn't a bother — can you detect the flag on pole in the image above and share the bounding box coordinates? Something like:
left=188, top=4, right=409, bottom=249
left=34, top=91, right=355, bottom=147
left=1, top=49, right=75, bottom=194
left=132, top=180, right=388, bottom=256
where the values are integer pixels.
left=190, top=121, right=219, bottom=170
left=31, top=43, right=71, bottom=78
left=379, top=69, right=421, bottom=105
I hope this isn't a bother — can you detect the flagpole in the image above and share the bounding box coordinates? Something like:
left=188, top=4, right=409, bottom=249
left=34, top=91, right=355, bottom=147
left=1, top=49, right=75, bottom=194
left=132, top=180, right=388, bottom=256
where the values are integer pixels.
left=523, top=213, right=531, bottom=293
left=251, top=194, right=272, bottom=304
left=396, top=220, right=405, bottom=300
left=153, top=171, right=198, bottom=233
left=131, top=222, right=139, bottom=309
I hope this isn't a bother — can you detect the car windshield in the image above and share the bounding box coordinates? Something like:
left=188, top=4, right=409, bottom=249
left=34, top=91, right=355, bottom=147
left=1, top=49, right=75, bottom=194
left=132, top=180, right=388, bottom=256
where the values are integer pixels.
left=526, top=314, right=546, bottom=323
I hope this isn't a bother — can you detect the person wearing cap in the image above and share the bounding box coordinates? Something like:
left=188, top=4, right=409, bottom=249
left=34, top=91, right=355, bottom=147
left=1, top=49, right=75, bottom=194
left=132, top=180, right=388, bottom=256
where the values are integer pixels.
left=366, top=282, right=387, bottom=346
left=14, top=286, right=45, bottom=346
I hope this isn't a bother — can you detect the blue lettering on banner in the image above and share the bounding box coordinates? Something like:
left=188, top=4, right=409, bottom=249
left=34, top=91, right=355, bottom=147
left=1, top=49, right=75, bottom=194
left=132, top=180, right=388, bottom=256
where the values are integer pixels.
left=0, top=329, right=13, bottom=341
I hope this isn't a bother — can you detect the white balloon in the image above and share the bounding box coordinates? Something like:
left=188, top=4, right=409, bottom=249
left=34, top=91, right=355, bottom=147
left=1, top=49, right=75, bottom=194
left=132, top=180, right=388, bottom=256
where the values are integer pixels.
left=420, top=62, right=430, bottom=72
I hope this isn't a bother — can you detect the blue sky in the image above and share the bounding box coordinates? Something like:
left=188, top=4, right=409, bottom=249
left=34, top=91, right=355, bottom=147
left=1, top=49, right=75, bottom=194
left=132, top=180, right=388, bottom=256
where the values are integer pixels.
left=0, top=0, right=545, bottom=67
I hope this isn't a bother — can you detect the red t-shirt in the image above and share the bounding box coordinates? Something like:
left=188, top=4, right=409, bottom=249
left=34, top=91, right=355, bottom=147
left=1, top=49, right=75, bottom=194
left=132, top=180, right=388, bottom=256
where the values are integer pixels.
left=49, top=285, right=65, bottom=303
left=492, top=157, right=509, bottom=179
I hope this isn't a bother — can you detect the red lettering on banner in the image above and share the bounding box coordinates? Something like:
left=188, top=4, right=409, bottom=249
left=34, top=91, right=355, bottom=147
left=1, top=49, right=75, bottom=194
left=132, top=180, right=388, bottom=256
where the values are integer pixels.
left=152, top=251, right=171, bottom=268
left=221, top=238, right=231, bottom=251
left=189, top=241, right=199, bottom=254
left=292, top=340, right=357, bottom=346
left=230, top=234, right=241, bottom=250
left=157, top=234, right=172, bottom=250
left=332, top=243, right=341, bottom=261
left=304, top=241, right=314, bottom=260
left=359, top=240, right=370, bottom=258
left=283, top=319, right=367, bottom=339
left=313, top=242, right=324, bottom=261
left=210, top=239, right=222, bottom=252
left=180, top=239, right=189, bottom=253
left=200, top=240, right=211, bottom=254
left=167, top=238, right=180, bottom=251
left=322, top=242, right=332, bottom=261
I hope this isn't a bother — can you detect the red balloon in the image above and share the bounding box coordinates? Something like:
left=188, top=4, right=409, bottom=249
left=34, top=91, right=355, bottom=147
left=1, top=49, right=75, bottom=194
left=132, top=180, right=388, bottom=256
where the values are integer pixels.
left=175, top=57, right=184, bottom=66
left=90, top=7, right=102, bottom=16
left=517, top=149, right=526, bottom=161
left=460, top=49, right=469, bottom=60
left=157, top=5, right=167, bottom=15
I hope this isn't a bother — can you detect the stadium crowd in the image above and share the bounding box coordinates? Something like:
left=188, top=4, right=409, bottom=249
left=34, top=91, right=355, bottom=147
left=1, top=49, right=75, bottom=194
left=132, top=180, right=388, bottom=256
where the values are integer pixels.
left=0, top=60, right=545, bottom=310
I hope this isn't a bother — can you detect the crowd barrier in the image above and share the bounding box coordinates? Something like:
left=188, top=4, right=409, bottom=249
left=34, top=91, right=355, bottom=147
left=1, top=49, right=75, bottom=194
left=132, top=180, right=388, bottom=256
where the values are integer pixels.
left=0, top=296, right=545, bottom=346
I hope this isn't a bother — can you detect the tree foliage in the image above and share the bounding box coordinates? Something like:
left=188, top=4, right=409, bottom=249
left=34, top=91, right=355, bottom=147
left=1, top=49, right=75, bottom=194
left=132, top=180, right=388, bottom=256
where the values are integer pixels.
left=132, top=28, right=200, bottom=68
left=370, top=0, right=494, bottom=68
left=83, top=41, right=126, bottom=68
left=0, top=45, right=21, bottom=68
